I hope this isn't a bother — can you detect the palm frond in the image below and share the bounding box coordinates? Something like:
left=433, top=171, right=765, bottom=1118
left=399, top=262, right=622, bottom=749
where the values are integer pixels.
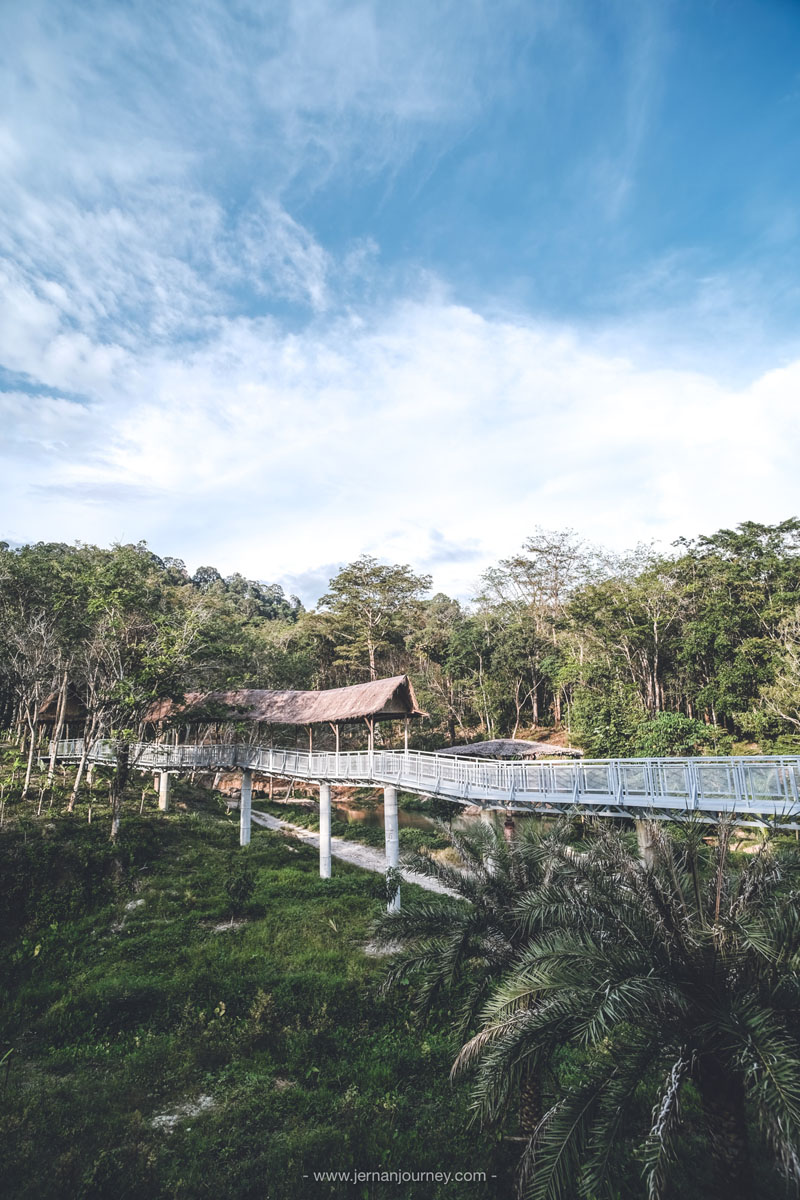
left=642, top=1053, right=692, bottom=1200
left=522, top=1068, right=610, bottom=1200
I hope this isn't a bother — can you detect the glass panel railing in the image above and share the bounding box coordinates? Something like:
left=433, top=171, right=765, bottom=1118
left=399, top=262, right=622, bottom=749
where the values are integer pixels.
left=696, top=764, right=735, bottom=798
left=620, top=764, right=646, bottom=794
left=582, top=765, right=611, bottom=794
left=656, top=764, right=690, bottom=797
left=743, top=764, right=784, bottom=800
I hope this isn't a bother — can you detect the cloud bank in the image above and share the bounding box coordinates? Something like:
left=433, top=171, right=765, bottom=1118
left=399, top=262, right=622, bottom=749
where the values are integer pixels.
left=3, top=290, right=799, bottom=603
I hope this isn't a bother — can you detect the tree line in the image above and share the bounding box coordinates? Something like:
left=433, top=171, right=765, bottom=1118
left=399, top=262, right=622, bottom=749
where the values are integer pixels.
left=2, top=519, right=800, bottom=794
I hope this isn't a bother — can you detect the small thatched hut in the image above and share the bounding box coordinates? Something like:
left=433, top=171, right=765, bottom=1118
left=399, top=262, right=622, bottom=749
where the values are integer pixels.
left=438, top=738, right=583, bottom=759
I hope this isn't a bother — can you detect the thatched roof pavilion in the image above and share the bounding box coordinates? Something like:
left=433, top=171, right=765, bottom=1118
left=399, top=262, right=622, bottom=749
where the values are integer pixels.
left=37, top=686, right=86, bottom=728
left=147, top=674, right=424, bottom=751
left=438, top=738, right=583, bottom=759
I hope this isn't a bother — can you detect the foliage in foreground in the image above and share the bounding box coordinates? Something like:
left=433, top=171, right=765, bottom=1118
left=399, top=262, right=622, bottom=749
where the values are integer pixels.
left=375, top=818, right=800, bottom=1200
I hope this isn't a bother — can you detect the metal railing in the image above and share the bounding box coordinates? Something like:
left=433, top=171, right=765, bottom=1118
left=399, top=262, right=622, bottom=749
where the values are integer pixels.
left=52, top=739, right=800, bottom=823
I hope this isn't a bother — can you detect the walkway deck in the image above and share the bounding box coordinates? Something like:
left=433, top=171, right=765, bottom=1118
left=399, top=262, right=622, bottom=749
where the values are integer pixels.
left=54, top=739, right=800, bottom=827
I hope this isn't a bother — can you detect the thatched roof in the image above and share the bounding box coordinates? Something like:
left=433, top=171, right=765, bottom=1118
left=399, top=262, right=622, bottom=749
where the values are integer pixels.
left=147, top=675, right=424, bottom=727
left=438, top=739, right=583, bottom=759
left=38, top=687, right=87, bottom=725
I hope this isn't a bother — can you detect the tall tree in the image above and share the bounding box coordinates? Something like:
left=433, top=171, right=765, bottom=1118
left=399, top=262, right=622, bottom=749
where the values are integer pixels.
left=70, top=543, right=210, bottom=836
left=319, top=555, right=431, bottom=681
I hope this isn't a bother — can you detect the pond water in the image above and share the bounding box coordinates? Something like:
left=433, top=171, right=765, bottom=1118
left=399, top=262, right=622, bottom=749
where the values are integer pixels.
left=332, top=802, right=537, bottom=835
left=332, top=803, right=436, bottom=831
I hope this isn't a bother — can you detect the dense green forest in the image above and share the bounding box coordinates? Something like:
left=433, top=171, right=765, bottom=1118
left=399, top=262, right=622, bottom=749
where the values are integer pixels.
left=3, top=519, right=800, bottom=780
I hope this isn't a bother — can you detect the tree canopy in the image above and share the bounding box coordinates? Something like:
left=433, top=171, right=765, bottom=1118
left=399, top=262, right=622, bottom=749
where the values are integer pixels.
left=3, top=519, right=800, bottom=774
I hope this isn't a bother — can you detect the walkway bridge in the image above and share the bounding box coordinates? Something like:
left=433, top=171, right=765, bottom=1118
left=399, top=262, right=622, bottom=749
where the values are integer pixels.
left=54, top=739, right=800, bottom=908
left=54, top=739, right=800, bottom=823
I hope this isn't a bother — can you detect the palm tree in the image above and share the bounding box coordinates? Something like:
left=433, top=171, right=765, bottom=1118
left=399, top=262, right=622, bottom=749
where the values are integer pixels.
left=454, top=820, right=800, bottom=1200
left=371, top=815, right=572, bottom=1135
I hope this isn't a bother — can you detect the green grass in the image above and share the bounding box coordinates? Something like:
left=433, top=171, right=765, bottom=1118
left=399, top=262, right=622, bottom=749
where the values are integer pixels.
left=0, top=800, right=507, bottom=1200
left=258, top=798, right=450, bottom=853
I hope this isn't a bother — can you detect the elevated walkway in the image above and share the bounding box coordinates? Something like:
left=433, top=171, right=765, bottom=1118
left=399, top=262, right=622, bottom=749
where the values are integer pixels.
left=54, top=739, right=800, bottom=825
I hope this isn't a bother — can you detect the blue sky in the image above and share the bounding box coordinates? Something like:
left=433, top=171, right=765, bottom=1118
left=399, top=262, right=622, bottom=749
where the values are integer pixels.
left=2, top=0, right=799, bottom=603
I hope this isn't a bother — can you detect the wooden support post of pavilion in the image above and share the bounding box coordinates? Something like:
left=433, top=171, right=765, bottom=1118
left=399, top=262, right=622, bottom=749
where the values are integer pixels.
left=329, top=722, right=341, bottom=772
left=365, top=716, right=375, bottom=774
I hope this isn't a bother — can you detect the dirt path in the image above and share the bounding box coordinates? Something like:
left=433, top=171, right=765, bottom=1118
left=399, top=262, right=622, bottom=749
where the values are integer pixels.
left=250, top=808, right=457, bottom=897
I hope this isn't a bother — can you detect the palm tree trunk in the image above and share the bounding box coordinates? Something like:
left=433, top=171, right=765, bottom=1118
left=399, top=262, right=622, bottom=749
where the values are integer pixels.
left=519, top=1062, right=542, bottom=1136
left=697, top=1061, right=753, bottom=1200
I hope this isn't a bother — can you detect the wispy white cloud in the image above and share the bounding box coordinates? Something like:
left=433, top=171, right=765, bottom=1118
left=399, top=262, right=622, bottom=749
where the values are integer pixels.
left=3, top=292, right=800, bottom=602
left=0, top=0, right=511, bottom=357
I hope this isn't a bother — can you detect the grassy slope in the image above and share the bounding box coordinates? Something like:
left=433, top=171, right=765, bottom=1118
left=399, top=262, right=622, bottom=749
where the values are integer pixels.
left=255, top=798, right=450, bottom=853
left=0, top=803, right=507, bottom=1200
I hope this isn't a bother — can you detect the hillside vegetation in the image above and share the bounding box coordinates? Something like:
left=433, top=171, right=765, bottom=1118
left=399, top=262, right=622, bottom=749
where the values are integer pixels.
left=0, top=791, right=504, bottom=1199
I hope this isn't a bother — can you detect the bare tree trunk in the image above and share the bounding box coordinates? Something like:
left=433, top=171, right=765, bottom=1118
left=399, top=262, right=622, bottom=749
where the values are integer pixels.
left=68, top=715, right=98, bottom=811
left=512, top=680, right=522, bottom=740
left=12, top=701, right=23, bottom=744
left=478, top=655, right=493, bottom=737
left=69, top=747, right=89, bottom=811
left=110, top=741, right=130, bottom=841
left=21, top=712, right=37, bottom=800
left=46, top=670, right=69, bottom=789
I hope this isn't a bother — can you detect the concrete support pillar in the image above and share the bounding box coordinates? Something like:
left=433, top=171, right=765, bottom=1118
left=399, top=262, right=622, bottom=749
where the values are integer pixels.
left=240, top=768, right=252, bottom=847
left=384, top=784, right=400, bottom=913
left=158, top=770, right=170, bottom=812
left=320, top=782, right=332, bottom=879
left=635, top=820, right=656, bottom=868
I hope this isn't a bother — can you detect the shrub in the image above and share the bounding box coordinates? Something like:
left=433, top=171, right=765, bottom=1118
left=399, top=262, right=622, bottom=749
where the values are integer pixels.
left=223, top=852, right=257, bottom=916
